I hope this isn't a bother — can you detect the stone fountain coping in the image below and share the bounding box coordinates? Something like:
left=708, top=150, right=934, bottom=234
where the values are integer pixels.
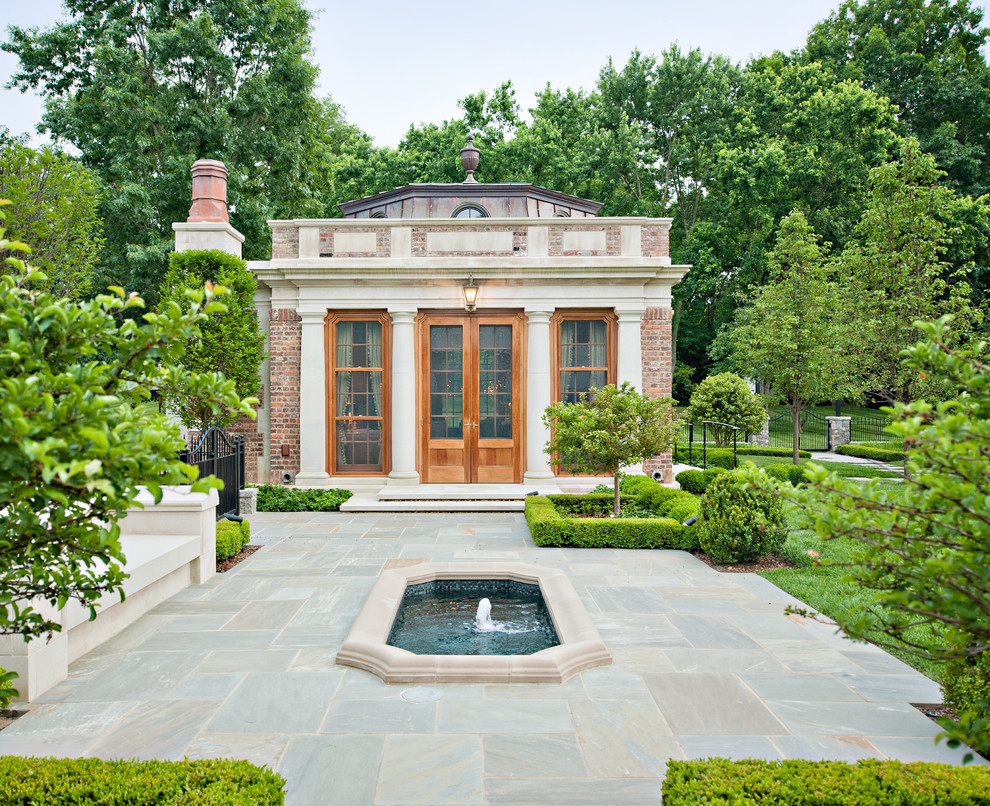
left=335, top=561, right=612, bottom=684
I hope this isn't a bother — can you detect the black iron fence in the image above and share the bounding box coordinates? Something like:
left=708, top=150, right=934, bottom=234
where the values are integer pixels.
left=768, top=410, right=829, bottom=451
left=178, top=427, right=245, bottom=519
left=850, top=414, right=894, bottom=443
left=675, top=421, right=741, bottom=469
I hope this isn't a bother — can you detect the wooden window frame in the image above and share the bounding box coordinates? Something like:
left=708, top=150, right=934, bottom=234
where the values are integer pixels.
left=550, top=309, right=618, bottom=405
left=325, top=311, right=392, bottom=476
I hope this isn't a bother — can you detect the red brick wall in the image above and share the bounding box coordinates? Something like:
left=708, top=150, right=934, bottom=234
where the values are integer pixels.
left=641, top=306, right=674, bottom=481
left=268, top=308, right=301, bottom=482
left=641, top=224, right=670, bottom=257
left=225, top=410, right=265, bottom=484
left=272, top=227, right=299, bottom=259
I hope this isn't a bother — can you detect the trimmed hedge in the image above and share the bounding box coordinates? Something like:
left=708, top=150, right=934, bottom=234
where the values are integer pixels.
left=675, top=466, right=728, bottom=494
left=698, top=469, right=785, bottom=563
left=524, top=494, right=697, bottom=550
left=943, top=651, right=990, bottom=755
left=764, top=462, right=809, bottom=485
left=837, top=443, right=905, bottom=461
left=0, top=756, right=285, bottom=805
left=216, top=519, right=250, bottom=562
left=675, top=445, right=811, bottom=469
left=662, top=758, right=990, bottom=804
left=254, top=485, right=352, bottom=512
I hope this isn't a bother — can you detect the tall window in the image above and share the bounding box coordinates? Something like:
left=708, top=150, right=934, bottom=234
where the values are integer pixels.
left=553, top=311, right=617, bottom=404
left=329, top=313, right=390, bottom=474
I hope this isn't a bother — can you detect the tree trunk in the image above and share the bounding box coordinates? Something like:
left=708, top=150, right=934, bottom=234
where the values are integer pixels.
left=791, top=399, right=802, bottom=465
left=613, top=472, right=621, bottom=518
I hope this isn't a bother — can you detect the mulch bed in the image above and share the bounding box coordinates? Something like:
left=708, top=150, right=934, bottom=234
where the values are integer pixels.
left=692, top=552, right=797, bottom=573
left=216, top=544, right=261, bottom=573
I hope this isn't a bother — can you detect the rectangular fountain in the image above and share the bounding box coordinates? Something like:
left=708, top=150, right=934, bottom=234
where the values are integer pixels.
left=335, top=562, right=611, bottom=683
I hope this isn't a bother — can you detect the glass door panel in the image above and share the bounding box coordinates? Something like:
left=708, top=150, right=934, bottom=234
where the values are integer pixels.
left=429, top=326, right=463, bottom=439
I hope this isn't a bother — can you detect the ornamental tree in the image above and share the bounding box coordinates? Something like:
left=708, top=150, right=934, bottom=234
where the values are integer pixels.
left=765, top=316, right=989, bottom=756
left=543, top=382, right=679, bottom=517
left=686, top=372, right=766, bottom=447
left=0, top=215, right=253, bottom=640
left=157, top=249, right=265, bottom=430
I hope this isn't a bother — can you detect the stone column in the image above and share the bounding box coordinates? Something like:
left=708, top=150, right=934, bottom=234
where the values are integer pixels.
left=747, top=418, right=770, bottom=447
left=388, top=310, right=420, bottom=485
left=294, top=311, right=331, bottom=486
left=523, top=310, right=555, bottom=483
left=615, top=309, right=644, bottom=390
left=826, top=416, right=852, bottom=451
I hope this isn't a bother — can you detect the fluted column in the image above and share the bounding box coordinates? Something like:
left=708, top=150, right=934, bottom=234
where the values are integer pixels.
left=616, top=309, right=644, bottom=391
left=523, top=309, right=556, bottom=482
left=388, top=310, right=420, bottom=485
left=294, top=311, right=331, bottom=486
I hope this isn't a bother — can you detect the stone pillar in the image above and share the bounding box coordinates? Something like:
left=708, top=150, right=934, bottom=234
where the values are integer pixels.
left=294, top=311, right=331, bottom=487
left=826, top=416, right=852, bottom=451
left=615, top=309, right=644, bottom=390
left=388, top=310, right=420, bottom=485
left=523, top=310, right=555, bottom=483
left=747, top=418, right=770, bottom=447
left=172, top=159, right=245, bottom=256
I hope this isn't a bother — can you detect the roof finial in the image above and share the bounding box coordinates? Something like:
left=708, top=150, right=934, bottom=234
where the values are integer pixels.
left=461, top=134, right=480, bottom=184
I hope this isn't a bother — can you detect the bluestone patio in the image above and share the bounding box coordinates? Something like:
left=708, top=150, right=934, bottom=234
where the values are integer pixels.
left=0, top=512, right=974, bottom=805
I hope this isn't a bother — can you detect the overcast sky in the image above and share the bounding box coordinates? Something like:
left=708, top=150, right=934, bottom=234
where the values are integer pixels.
left=2, top=0, right=988, bottom=148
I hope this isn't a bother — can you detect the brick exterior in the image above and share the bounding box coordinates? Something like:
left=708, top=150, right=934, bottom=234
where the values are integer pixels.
left=319, top=227, right=391, bottom=258
left=225, top=409, right=265, bottom=484
left=641, top=306, right=674, bottom=482
left=641, top=224, right=670, bottom=257
left=548, top=225, right=622, bottom=257
left=268, top=308, right=302, bottom=482
left=409, top=225, right=526, bottom=257
left=272, top=226, right=299, bottom=259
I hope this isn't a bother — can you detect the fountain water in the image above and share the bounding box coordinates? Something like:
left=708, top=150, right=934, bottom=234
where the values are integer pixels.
left=475, top=597, right=495, bottom=631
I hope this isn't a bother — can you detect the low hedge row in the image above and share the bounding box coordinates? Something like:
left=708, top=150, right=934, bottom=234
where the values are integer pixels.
left=837, top=443, right=906, bottom=461
left=674, top=445, right=811, bottom=469
left=675, top=466, right=728, bottom=494
left=662, top=758, right=990, bottom=804
left=0, top=756, right=285, bottom=805
left=524, top=495, right=697, bottom=550
left=764, top=462, right=809, bottom=485
left=254, top=485, right=352, bottom=512
left=216, top=519, right=250, bottom=562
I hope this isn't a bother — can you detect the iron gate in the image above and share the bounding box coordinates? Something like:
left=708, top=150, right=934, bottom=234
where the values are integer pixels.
left=768, top=410, right=829, bottom=451
left=178, top=427, right=245, bottom=518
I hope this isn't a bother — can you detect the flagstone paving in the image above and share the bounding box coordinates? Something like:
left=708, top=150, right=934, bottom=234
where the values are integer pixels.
left=1, top=512, right=981, bottom=805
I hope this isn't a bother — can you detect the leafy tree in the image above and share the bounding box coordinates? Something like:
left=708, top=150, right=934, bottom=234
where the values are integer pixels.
left=158, top=249, right=265, bottom=429
left=686, top=372, right=767, bottom=446
left=724, top=211, right=865, bottom=464
left=842, top=139, right=975, bottom=405
left=3, top=0, right=350, bottom=305
left=767, top=316, right=990, bottom=757
left=0, top=211, right=252, bottom=640
left=543, top=382, right=679, bottom=517
left=0, top=131, right=103, bottom=299
left=806, top=0, right=990, bottom=197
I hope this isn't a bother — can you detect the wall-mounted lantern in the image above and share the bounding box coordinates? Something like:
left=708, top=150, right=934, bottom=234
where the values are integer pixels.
left=462, top=275, right=479, bottom=312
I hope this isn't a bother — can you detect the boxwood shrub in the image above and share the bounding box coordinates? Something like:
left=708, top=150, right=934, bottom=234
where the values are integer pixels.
left=837, top=443, right=905, bottom=461
left=697, top=468, right=785, bottom=563
left=524, top=494, right=697, bottom=550
left=942, top=651, right=990, bottom=755
left=675, top=445, right=811, bottom=465
left=215, top=519, right=250, bottom=562
left=254, top=485, right=352, bottom=512
left=764, top=462, right=809, bottom=485
left=662, top=758, right=990, bottom=805
left=0, top=756, right=285, bottom=805
left=675, top=466, right=728, bottom=494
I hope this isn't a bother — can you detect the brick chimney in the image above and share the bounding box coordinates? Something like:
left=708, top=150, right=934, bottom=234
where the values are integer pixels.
left=187, top=159, right=229, bottom=223
left=173, top=159, right=244, bottom=257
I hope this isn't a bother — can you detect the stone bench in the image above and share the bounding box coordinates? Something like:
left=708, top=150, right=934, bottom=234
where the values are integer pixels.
left=0, top=487, right=218, bottom=701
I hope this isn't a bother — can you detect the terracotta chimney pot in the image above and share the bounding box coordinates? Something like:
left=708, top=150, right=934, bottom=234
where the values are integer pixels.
left=188, top=159, right=229, bottom=223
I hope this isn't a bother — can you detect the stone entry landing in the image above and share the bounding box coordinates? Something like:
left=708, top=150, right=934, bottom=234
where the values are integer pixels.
left=340, top=483, right=565, bottom=512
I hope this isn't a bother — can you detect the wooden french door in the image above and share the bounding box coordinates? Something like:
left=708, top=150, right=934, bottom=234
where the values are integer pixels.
left=419, top=312, right=524, bottom=483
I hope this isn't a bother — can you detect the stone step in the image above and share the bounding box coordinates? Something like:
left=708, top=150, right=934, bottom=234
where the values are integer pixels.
left=340, top=496, right=525, bottom=513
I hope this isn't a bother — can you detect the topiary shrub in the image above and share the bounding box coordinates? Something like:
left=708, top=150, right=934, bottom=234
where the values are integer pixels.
left=676, top=466, right=728, bottom=494
left=0, top=665, right=15, bottom=709
left=215, top=520, right=244, bottom=562
left=686, top=372, right=767, bottom=446
left=697, top=468, right=785, bottom=563
left=942, top=651, right=990, bottom=756
left=665, top=497, right=700, bottom=523
left=764, top=463, right=808, bottom=485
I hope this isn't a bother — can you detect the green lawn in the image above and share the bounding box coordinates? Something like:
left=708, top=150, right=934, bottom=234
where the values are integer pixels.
left=681, top=454, right=904, bottom=479
left=760, top=481, right=944, bottom=683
